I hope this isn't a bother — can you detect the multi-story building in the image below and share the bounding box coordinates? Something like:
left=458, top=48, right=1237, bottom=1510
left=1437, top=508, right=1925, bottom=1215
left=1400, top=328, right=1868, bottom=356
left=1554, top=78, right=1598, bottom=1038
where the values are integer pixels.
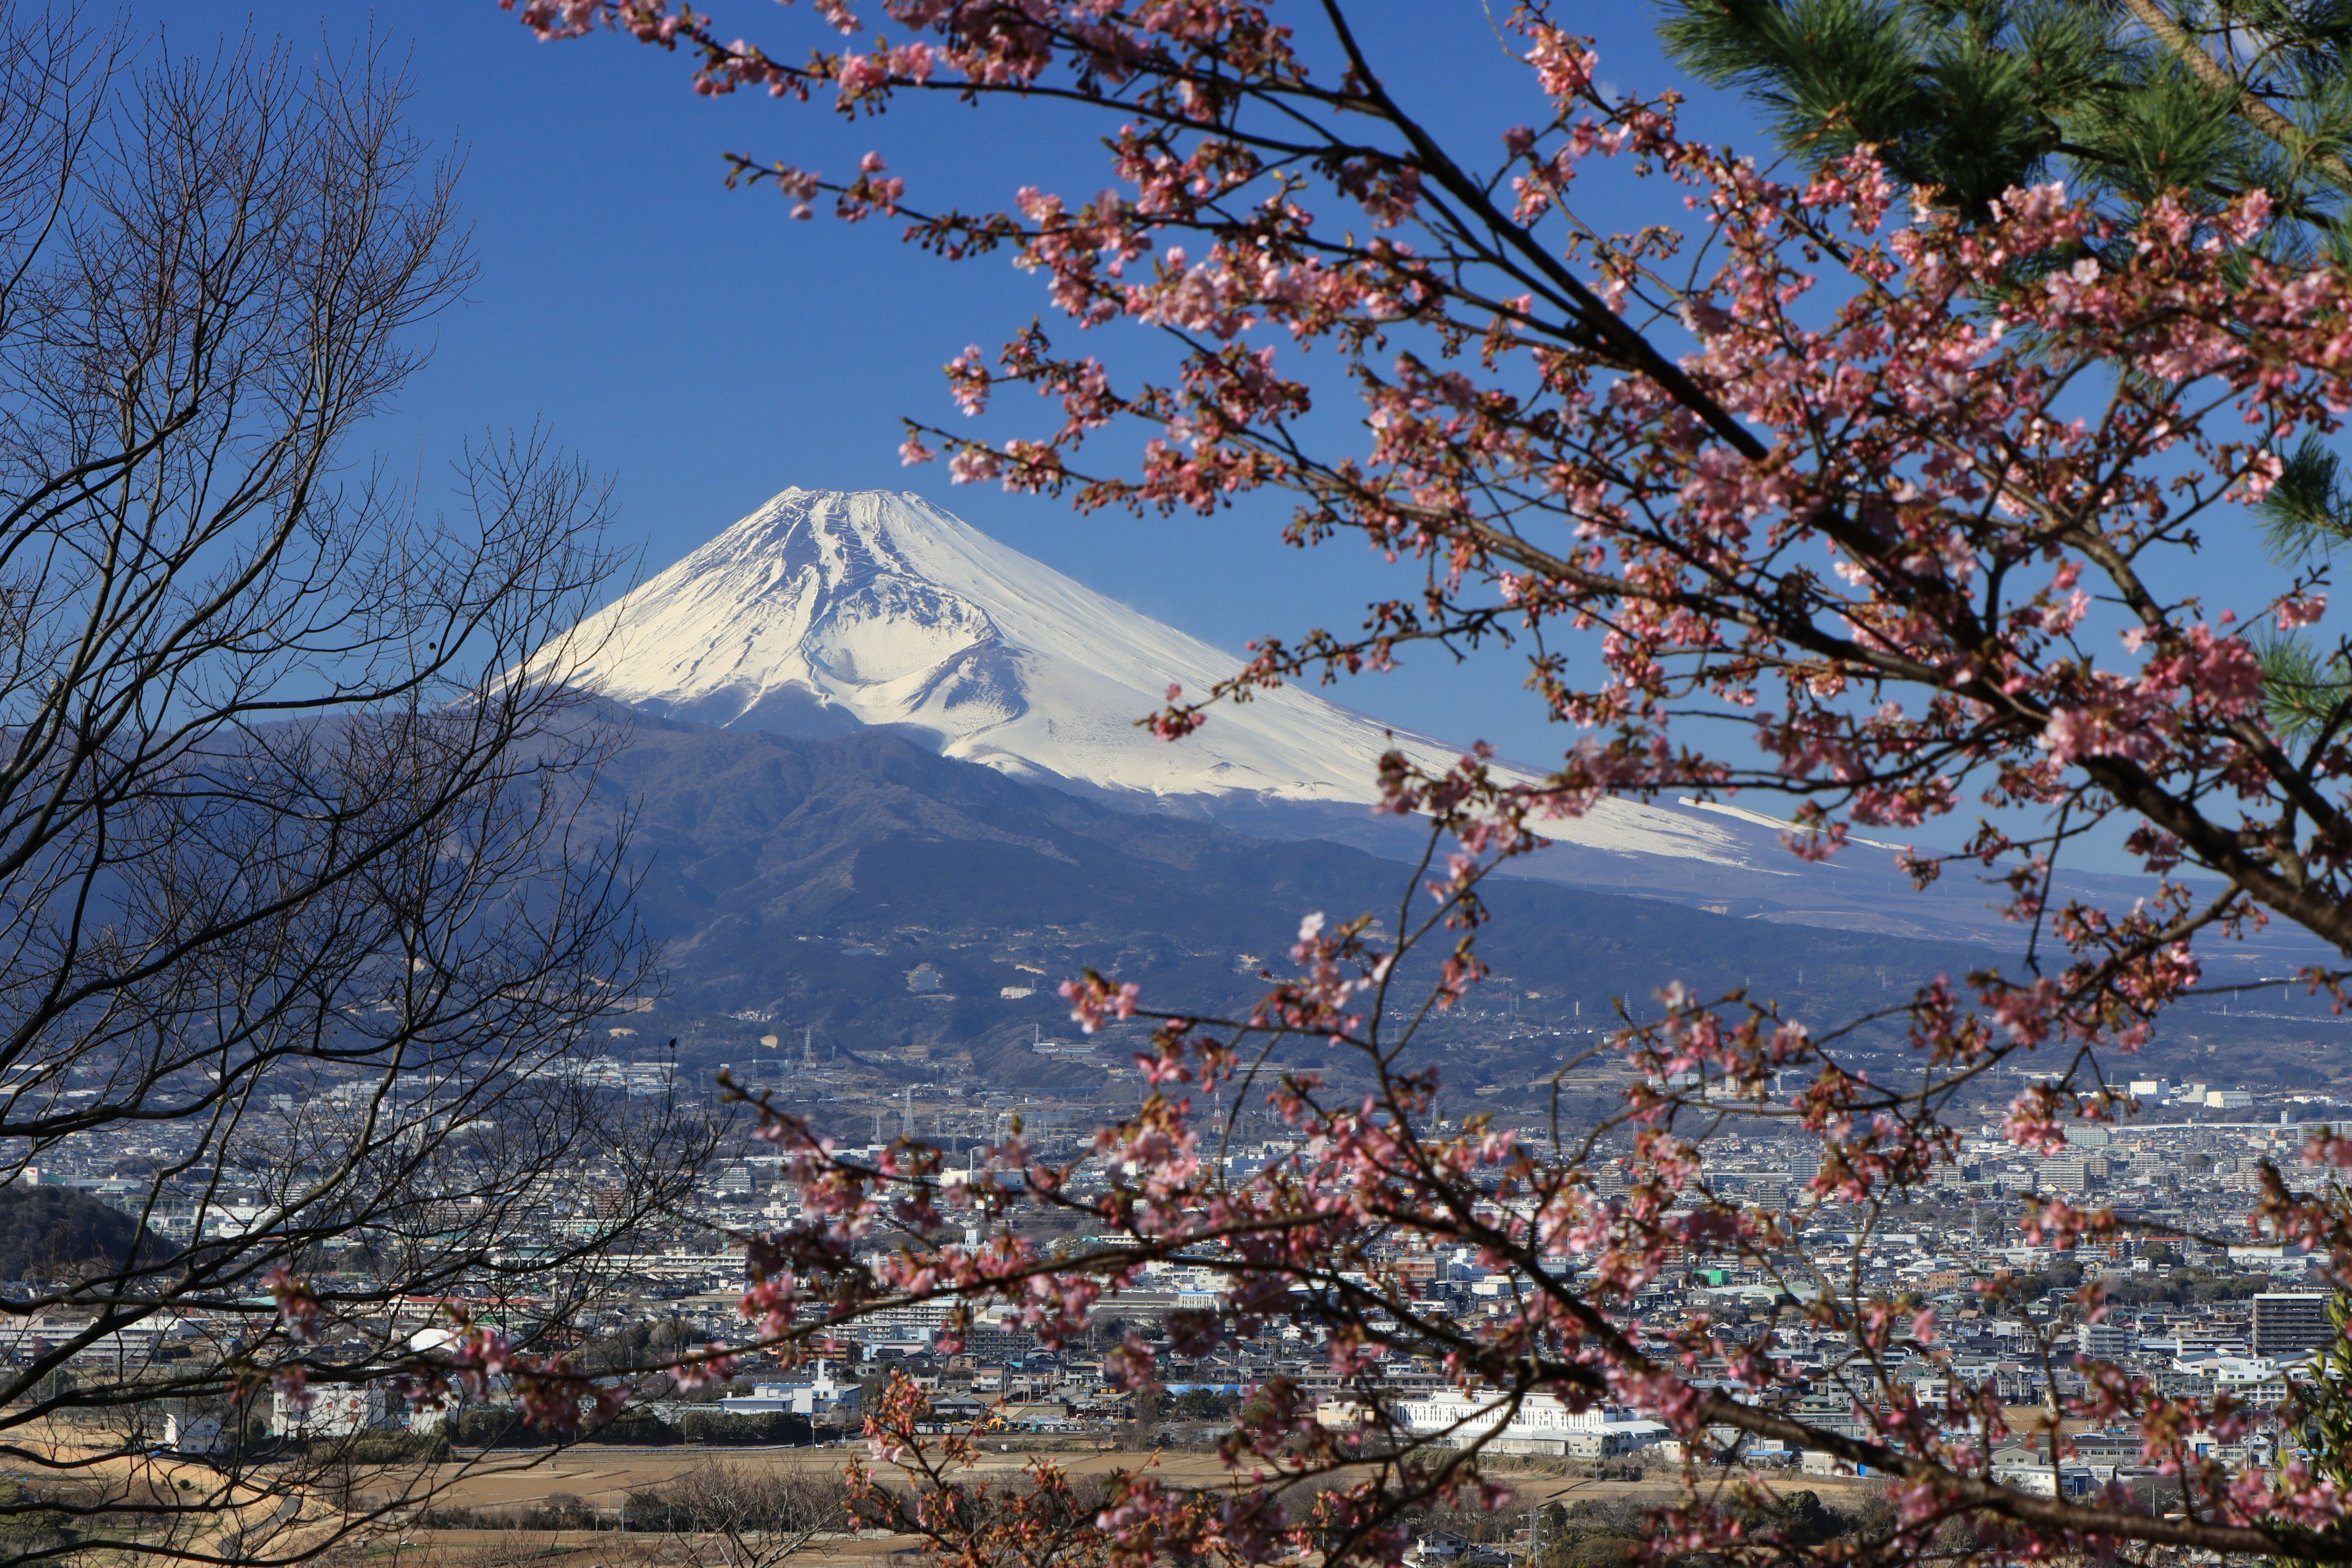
left=2077, top=1322, right=2136, bottom=1360
left=2252, top=1292, right=2335, bottom=1357
left=2037, top=1157, right=2087, bottom=1194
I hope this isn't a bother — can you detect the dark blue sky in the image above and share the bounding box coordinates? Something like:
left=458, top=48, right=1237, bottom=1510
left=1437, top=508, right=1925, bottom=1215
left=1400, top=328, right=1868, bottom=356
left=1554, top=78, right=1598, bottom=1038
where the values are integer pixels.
left=168, top=0, right=1756, bottom=769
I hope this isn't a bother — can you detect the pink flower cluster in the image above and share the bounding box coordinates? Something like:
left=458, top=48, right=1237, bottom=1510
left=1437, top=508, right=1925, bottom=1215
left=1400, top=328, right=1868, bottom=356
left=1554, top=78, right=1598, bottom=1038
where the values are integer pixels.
left=499, top=1, right=2352, bottom=1559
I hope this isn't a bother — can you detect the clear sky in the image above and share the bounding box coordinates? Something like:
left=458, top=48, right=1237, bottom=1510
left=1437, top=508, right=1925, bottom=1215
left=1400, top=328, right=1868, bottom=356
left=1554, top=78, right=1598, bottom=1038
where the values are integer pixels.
left=158, top=0, right=1771, bottom=774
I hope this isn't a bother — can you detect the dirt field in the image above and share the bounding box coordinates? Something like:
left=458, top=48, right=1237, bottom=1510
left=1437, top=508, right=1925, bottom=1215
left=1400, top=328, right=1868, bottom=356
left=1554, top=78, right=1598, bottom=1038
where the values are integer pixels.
left=413, top=1442, right=1883, bottom=1520
left=393, top=1526, right=927, bottom=1567
left=374, top=1447, right=1891, bottom=1568
left=2, top=1426, right=1885, bottom=1566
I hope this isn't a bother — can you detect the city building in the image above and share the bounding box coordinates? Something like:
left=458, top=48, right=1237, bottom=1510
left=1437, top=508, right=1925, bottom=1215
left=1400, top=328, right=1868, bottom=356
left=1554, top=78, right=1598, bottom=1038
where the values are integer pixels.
left=2078, top=1322, right=2136, bottom=1359
left=2252, top=1293, right=2335, bottom=1357
left=1393, top=1389, right=1662, bottom=1457
left=2037, top=1157, right=2087, bottom=1194
left=717, top=1361, right=862, bottom=1417
left=270, top=1384, right=393, bottom=1438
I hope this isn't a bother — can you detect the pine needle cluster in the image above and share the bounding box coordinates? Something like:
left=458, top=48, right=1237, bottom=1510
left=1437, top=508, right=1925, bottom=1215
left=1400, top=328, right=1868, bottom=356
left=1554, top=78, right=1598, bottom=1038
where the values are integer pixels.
left=1659, top=0, right=2352, bottom=251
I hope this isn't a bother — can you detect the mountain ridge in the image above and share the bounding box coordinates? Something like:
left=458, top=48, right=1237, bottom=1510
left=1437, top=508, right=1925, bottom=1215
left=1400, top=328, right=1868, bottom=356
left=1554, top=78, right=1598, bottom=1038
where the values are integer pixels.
left=590, top=711, right=1999, bottom=1042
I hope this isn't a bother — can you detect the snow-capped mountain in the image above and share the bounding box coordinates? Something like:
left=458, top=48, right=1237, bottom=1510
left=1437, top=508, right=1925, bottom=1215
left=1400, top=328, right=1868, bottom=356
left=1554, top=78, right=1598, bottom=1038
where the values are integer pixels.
left=548, top=487, right=1751, bottom=864
left=543, top=486, right=2332, bottom=969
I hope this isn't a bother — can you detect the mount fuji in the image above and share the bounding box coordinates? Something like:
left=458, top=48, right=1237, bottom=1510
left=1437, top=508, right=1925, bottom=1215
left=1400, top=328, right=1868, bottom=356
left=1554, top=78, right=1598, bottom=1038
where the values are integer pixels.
left=548, top=487, right=2323, bottom=973
left=550, top=487, right=1749, bottom=865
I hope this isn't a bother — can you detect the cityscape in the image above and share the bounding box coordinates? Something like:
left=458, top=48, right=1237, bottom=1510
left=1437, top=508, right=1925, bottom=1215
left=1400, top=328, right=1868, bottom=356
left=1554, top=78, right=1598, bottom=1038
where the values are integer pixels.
left=10, top=0, right=2352, bottom=1566
left=18, top=1031, right=2352, bottom=1496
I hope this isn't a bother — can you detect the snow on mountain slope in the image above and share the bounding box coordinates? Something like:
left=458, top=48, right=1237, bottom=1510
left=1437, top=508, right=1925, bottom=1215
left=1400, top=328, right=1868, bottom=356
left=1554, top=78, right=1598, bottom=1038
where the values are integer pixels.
left=551, top=487, right=1752, bottom=864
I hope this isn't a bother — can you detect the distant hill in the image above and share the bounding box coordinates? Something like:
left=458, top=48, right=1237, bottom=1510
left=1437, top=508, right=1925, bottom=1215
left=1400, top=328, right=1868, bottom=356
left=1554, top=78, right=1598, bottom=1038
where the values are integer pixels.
left=0, top=1186, right=159, bottom=1281
left=587, top=714, right=2003, bottom=1066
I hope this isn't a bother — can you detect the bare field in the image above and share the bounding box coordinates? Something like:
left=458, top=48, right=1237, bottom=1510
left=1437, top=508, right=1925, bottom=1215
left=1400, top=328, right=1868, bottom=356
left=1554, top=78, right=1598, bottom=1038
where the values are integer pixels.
left=382, top=1449, right=1887, bottom=1568
left=392, top=1528, right=927, bottom=1567
left=414, top=1442, right=1882, bottom=1516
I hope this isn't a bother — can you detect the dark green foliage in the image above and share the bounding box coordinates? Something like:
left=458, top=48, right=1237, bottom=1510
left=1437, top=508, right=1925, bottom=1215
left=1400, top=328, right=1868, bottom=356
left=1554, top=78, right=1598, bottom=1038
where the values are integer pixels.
left=417, top=1496, right=603, bottom=1531
left=2017, top=1256, right=2086, bottom=1295
left=1659, top=0, right=2352, bottom=244
left=2293, top=1295, right=2352, bottom=1487
left=584, top=1410, right=680, bottom=1446
left=2256, top=629, right=2350, bottom=744
left=1536, top=1487, right=1882, bottom=1562
left=2069, top=50, right=2247, bottom=211
left=450, top=1408, right=556, bottom=1449
left=1662, top=0, right=2352, bottom=653
left=1170, top=1388, right=1236, bottom=1420
left=452, top=1406, right=685, bottom=1448
left=2260, top=434, right=2352, bottom=559
left=2073, top=1265, right=2266, bottom=1307
left=677, top=1409, right=815, bottom=1445
left=0, top=1185, right=160, bottom=1281
left=1658, top=0, right=2097, bottom=215
left=0, top=1479, right=72, bottom=1548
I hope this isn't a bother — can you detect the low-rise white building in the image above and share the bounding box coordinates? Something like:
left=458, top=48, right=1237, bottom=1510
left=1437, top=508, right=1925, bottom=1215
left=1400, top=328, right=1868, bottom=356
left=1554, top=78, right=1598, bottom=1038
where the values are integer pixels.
left=717, top=1362, right=860, bottom=1418
left=163, top=1411, right=228, bottom=1455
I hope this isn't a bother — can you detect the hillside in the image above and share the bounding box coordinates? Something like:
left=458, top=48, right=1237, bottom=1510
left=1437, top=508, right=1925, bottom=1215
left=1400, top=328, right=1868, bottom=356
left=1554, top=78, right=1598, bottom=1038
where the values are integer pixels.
left=591, top=715, right=2004, bottom=1080
left=0, top=1186, right=159, bottom=1282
